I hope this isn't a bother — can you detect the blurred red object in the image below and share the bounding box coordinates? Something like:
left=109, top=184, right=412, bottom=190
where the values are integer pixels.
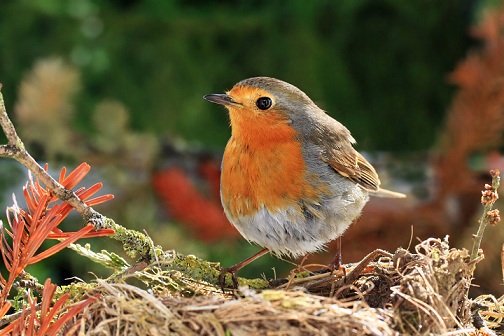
left=153, top=163, right=239, bottom=242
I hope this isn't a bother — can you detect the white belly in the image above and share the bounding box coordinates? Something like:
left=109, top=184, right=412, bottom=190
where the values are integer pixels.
left=224, top=183, right=369, bottom=257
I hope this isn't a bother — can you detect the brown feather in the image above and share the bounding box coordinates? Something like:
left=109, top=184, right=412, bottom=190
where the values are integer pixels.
left=324, top=148, right=380, bottom=191
left=312, top=113, right=381, bottom=192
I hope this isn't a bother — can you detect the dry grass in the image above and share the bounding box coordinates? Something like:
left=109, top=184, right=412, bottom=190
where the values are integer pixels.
left=70, top=237, right=493, bottom=336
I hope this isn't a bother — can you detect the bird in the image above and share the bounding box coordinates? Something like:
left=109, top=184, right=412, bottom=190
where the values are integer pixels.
left=203, top=77, right=405, bottom=288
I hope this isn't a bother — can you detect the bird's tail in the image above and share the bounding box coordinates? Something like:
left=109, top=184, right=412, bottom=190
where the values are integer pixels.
left=369, top=188, right=406, bottom=198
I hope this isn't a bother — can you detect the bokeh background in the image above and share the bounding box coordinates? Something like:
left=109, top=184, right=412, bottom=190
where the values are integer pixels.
left=1, top=0, right=503, bottom=295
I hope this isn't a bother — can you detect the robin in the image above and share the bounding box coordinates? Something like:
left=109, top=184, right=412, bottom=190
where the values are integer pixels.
left=204, top=77, right=405, bottom=288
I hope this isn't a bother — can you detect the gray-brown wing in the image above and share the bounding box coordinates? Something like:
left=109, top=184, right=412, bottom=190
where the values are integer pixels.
left=323, top=146, right=380, bottom=191
left=313, top=115, right=381, bottom=191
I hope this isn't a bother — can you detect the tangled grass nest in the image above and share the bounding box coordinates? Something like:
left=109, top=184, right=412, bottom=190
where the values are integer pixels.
left=68, top=236, right=503, bottom=335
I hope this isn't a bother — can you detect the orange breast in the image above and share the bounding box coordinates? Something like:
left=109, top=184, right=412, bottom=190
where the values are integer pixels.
left=221, top=114, right=321, bottom=218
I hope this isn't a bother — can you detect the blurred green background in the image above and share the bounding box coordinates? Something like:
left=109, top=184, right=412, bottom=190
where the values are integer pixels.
left=0, top=0, right=483, bottom=286
left=1, top=0, right=475, bottom=150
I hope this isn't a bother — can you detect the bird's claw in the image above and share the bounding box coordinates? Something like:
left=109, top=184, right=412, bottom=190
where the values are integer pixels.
left=219, top=266, right=239, bottom=291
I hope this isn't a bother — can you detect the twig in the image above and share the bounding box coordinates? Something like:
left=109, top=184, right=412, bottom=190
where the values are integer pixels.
left=0, top=303, right=42, bottom=329
left=0, top=86, right=162, bottom=261
left=470, top=169, right=501, bottom=266
left=0, top=87, right=97, bottom=223
left=300, top=249, right=393, bottom=296
left=501, top=244, right=504, bottom=284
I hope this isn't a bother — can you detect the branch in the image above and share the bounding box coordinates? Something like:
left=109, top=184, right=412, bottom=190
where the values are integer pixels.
left=0, top=85, right=162, bottom=261
left=0, top=84, right=22, bottom=147
left=470, top=169, right=501, bottom=266
left=0, top=86, right=96, bottom=221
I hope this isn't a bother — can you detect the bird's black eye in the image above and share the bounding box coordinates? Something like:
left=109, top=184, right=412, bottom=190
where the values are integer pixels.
left=256, top=97, right=272, bottom=110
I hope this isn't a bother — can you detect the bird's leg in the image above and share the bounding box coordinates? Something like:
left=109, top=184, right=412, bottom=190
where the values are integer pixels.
left=327, top=236, right=343, bottom=271
left=219, top=247, right=270, bottom=290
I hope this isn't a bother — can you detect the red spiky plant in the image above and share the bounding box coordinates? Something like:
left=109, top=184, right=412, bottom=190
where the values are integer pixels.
left=1, top=278, right=99, bottom=336
left=0, top=163, right=114, bottom=335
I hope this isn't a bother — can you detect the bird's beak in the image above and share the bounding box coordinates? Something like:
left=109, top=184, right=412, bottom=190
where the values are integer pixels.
left=203, top=94, right=240, bottom=107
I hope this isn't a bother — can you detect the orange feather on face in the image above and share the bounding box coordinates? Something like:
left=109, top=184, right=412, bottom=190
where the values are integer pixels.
left=221, top=85, right=321, bottom=219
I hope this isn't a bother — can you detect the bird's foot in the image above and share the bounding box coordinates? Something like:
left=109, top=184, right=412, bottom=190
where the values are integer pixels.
left=219, top=266, right=239, bottom=291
